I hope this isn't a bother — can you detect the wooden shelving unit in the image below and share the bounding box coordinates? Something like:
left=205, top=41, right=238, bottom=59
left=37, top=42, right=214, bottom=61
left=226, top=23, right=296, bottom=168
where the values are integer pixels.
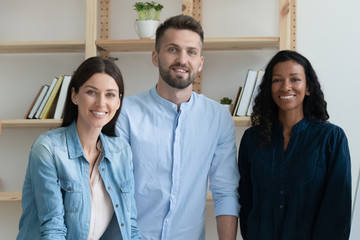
left=0, top=0, right=296, bottom=208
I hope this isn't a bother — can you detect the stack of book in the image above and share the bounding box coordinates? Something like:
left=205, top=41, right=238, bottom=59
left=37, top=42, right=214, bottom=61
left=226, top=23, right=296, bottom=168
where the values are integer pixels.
left=232, top=69, right=265, bottom=117
left=24, top=75, right=72, bottom=119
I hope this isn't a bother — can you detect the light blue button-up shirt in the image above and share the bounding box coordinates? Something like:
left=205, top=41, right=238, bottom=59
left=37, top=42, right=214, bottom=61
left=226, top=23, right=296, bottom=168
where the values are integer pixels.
left=117, top=87, right=240, bottom=240
left=17, top=121, right=141, bottom=240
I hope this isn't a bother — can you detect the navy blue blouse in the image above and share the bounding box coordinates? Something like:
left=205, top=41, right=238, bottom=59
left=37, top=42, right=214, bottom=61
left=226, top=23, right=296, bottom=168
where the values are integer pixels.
left=238, top=118, right=351, bottom=240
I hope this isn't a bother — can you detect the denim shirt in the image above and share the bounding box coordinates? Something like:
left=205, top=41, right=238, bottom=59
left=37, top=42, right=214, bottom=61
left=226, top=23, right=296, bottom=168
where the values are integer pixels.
left=17, top=121, right=141, bottom=240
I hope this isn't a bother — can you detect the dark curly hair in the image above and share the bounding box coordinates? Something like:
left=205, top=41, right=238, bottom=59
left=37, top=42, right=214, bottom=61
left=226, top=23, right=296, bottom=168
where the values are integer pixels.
left=61, top=56, right=124, bottom=137
left=251, top=50, right=329, bottom=145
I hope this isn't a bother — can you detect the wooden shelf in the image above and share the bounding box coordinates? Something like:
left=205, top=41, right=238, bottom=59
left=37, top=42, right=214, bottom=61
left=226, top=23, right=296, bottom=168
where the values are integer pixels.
left=0, top=119, right=62, bottom=130
left=233, top=116, right=251, bottom=127
left=96, top=37, right=279, bottom=52
left=0, top=118, right=247, bottom=130
left=0, top=192, right=21, bottom=202
left=96, top=39, right=156, bottom=52
left=0, top=118, right=248, bottom=130
left=204, top=37, right=279, bottom=51
left=0, top=41, right=86, bottom=53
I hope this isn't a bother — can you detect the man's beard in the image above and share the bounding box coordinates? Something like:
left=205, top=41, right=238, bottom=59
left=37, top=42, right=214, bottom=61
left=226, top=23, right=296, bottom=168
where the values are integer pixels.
left=159, top=63, right=197, bottom=90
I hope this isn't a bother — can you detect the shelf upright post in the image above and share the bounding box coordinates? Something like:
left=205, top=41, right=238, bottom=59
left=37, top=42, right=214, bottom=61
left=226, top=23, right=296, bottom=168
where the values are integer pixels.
left=182, top=0, right=203, bottom=94
left=86, top=0, right=98, bottom=59
left=279, top=0, right=297, bottom=51
left=99, top=0, right=111, bottom=59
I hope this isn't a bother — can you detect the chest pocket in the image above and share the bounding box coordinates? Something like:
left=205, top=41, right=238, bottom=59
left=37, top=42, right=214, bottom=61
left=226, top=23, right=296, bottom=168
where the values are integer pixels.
left=117, top=178, right=132, bottom=211
left=119, top=179, right=131, bottom=192
left=58, top=178, right=82, bottom=213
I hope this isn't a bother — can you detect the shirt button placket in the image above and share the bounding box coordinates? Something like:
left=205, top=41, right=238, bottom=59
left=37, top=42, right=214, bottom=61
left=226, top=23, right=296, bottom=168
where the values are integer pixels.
left=279, top=156, right=285, bottom=210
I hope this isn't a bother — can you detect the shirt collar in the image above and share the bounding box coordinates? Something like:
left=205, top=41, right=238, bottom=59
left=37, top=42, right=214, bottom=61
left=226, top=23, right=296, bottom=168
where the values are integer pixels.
left=97, top=131, right=114, bottom=163
left=274, top=117, right=310, bottom=137
left=65, top=121, right=113, bottom=162
left=65, top=121, right=84, bottom=159
left=291, top=117, right=310, bottom=135
left=150, top=85, right=195, bottom=112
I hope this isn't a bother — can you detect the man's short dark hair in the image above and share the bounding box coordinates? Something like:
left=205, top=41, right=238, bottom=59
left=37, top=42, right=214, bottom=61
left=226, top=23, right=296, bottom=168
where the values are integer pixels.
left=155, top=14, right=204, bottom=52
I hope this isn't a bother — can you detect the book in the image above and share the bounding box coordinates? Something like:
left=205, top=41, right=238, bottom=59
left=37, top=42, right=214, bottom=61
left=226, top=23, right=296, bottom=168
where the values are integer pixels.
left=231, top=86, right=243, bottom=116
left=235, top=69, right=258, bottom=116
left=24, top=86, right=43, bottom=119
left=26, top=84, right=50, bottom=119
left=40, top=75, right=64, bottom=119
left=25, top=85, right=44, bottom=119
left=53, top=75, right=72, bottom=119
left=246, top=69, right=265, bottom=116
left=34, top=77, right=58, bottom=119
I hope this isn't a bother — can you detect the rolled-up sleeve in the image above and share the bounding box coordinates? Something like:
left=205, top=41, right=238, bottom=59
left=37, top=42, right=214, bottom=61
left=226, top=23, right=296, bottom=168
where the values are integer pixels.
left=209, top=108, right=240, bottom=217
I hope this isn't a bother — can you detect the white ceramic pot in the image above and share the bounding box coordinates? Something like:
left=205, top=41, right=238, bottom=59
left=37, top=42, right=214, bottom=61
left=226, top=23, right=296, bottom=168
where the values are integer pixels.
left=223, top=104, right=233, bottom=113
left=134, top=20, right=160, bottom=39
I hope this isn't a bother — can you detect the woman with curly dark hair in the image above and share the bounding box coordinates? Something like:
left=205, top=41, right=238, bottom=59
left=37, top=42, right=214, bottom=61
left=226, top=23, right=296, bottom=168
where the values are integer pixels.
left=238, top=50, right=351, bottom=240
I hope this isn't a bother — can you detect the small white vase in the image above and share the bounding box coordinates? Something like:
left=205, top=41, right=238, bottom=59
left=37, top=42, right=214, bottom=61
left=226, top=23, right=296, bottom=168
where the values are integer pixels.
left=222, top=104, right=233, bottom=113
left=134, top=20, right=160, bottom=39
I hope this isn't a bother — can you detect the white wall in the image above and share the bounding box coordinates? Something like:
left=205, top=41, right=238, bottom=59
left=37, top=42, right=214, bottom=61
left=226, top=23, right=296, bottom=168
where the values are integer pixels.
left=297, top=0, right=360, bottom=196
left=0, top=0, right=359, bottom=239
left=296, top=1, right=360, bottom=238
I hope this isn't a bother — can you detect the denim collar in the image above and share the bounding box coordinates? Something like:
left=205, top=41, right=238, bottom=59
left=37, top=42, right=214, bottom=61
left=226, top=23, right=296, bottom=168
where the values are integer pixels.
left=64, top=121, right=113, bottom=162
left=65, top=121, right=84, bottom=159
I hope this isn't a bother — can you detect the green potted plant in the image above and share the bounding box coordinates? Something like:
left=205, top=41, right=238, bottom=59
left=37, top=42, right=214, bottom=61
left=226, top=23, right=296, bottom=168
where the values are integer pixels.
left=220, top=97, right=233, bottom=112
left=133, top=1, right=164, bottom=39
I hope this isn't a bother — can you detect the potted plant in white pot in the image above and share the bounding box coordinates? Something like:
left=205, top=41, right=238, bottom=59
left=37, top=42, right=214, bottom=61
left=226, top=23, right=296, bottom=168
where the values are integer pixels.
left=220, top=97, right=233, bottom=113
left=134, top=1, right=164, bottom=39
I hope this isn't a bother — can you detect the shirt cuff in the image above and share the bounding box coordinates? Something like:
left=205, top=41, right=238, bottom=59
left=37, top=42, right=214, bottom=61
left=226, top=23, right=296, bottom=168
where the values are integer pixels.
left=213, top=195, right=240, bottom=217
